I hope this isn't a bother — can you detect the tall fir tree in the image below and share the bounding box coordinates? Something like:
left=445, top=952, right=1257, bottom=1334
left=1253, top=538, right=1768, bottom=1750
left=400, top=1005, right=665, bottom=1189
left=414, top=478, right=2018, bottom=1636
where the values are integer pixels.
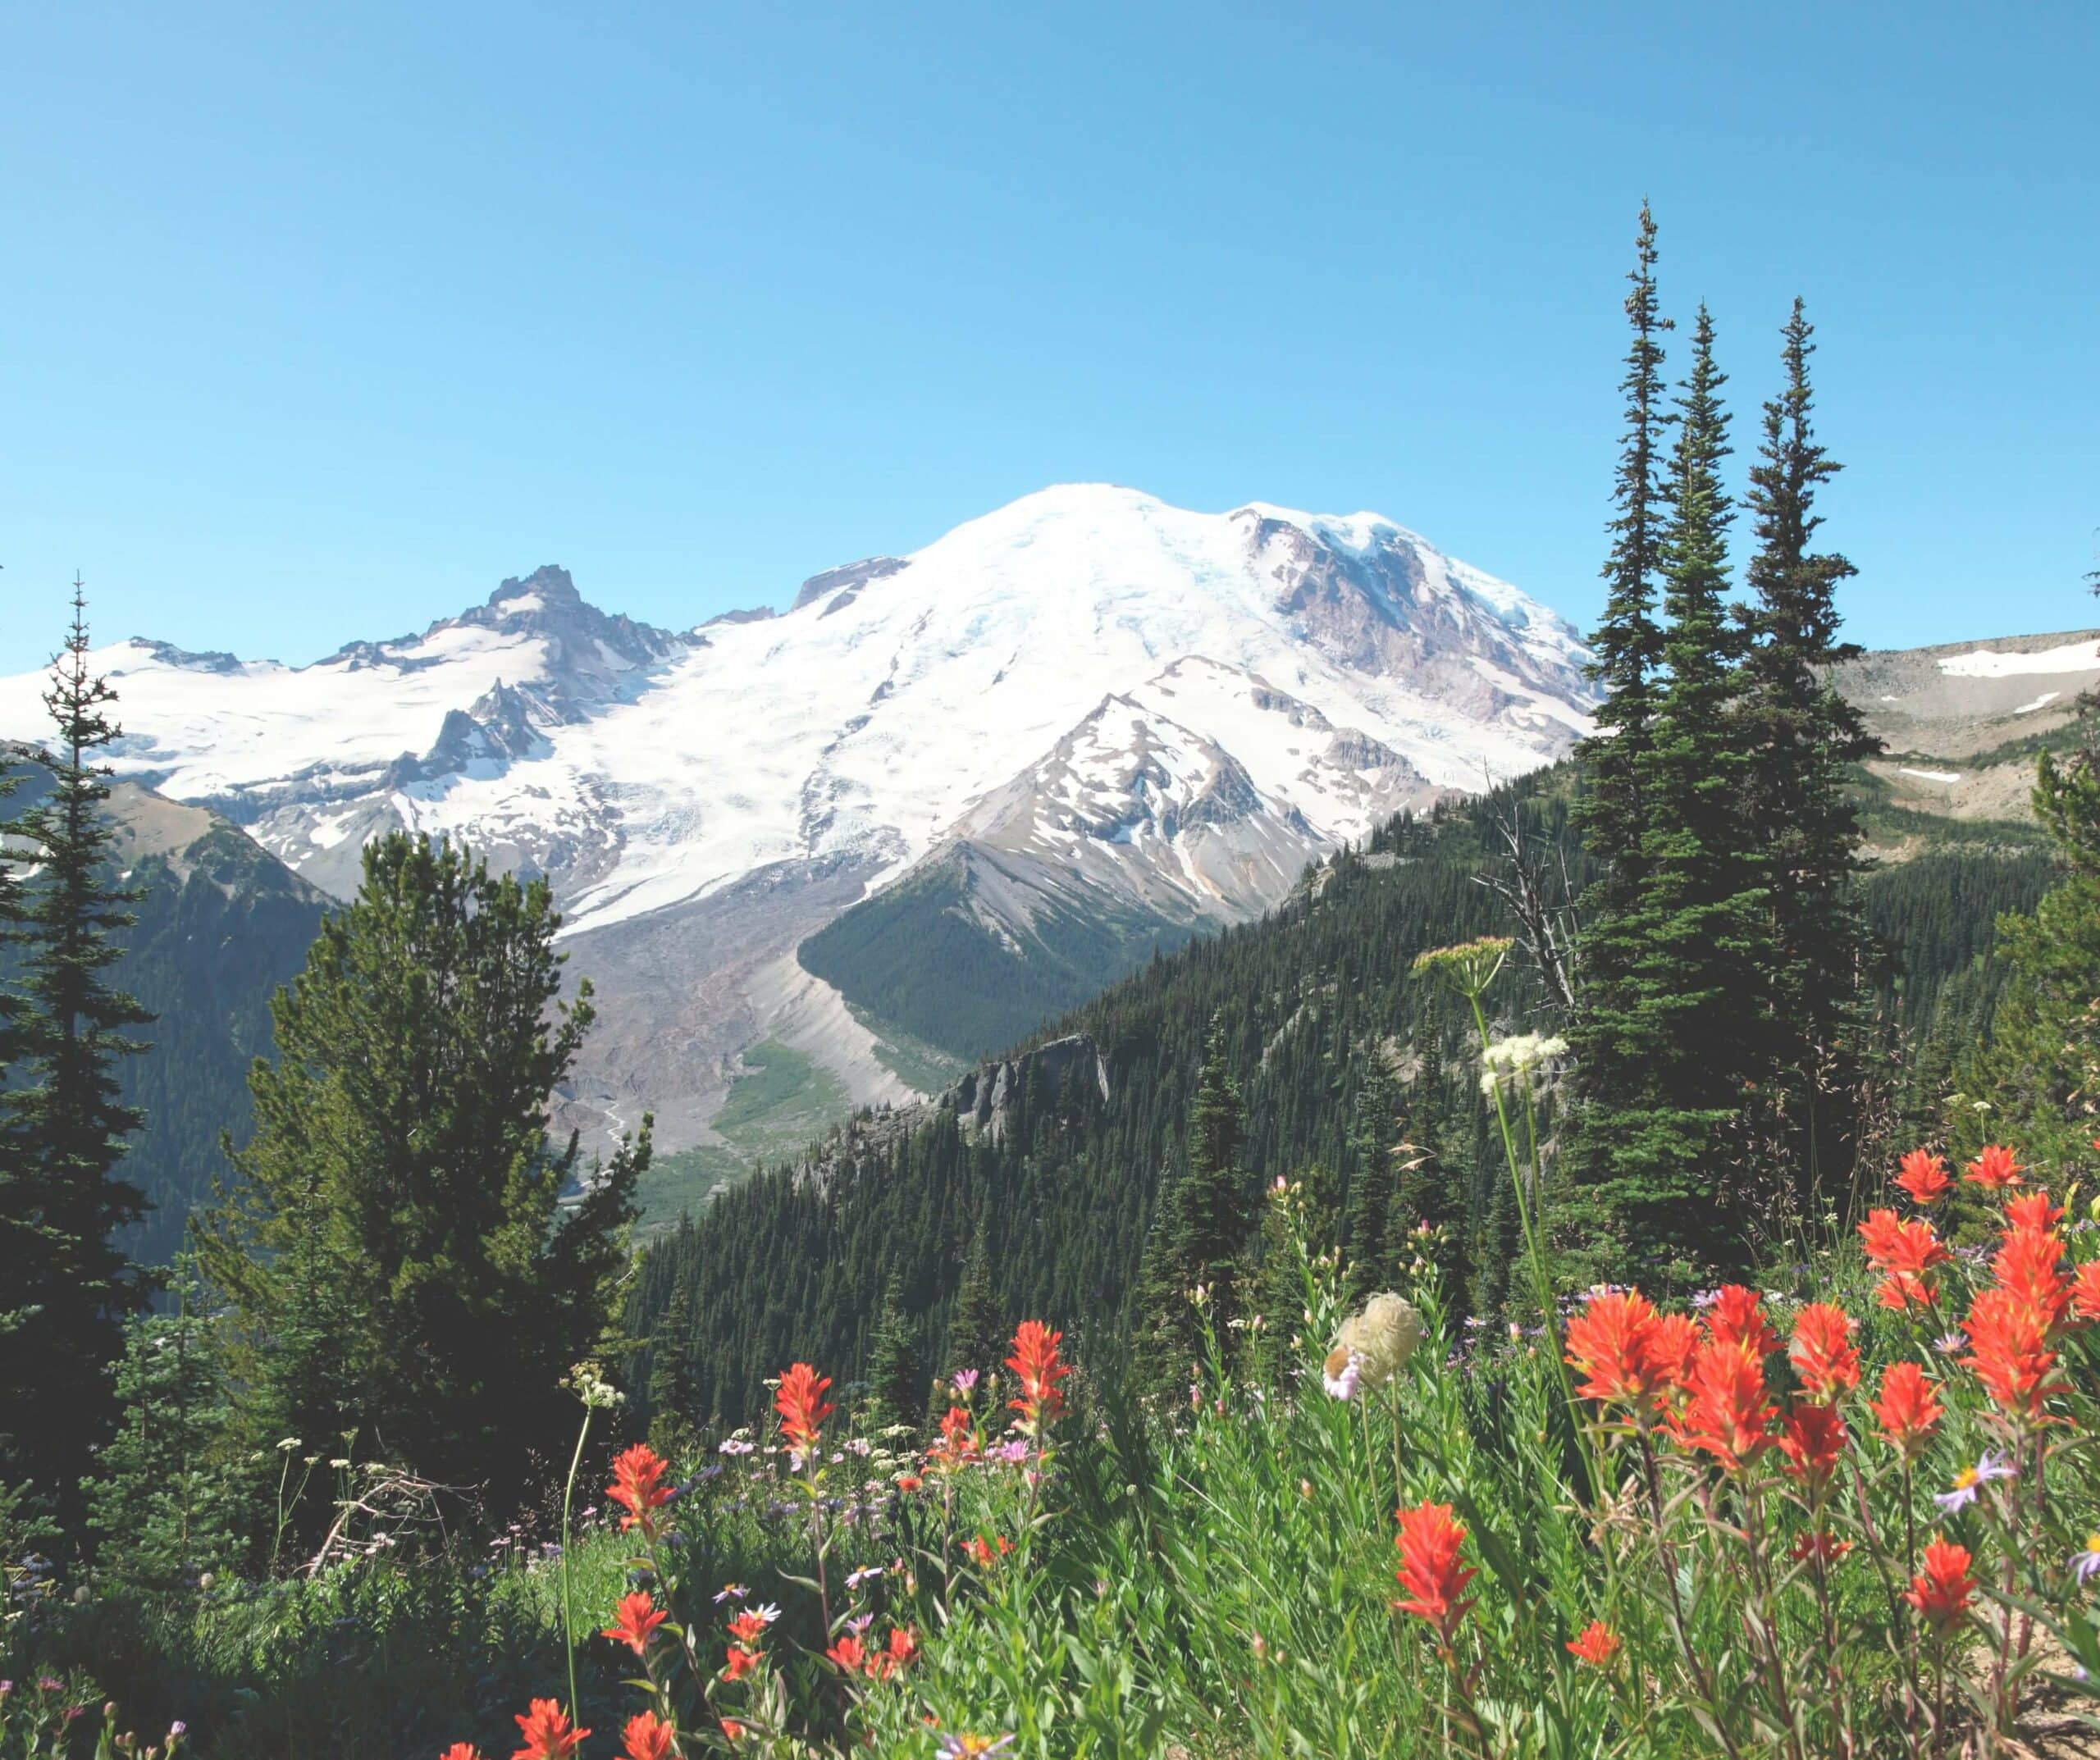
left=1, top=583, right=153, bottom=1502
left=1738, top=299, right=1879, bottom=1205
left=646, top=1283, right=699, bottom=1454
left=862, top=1273, right=927, bottom=1434
left=1573, top=203, right=1673, bottom=940
left=1342, top=1053, right=1403, bottom=1302
left=1131, top=1021, right=1253, bottom=1396
left=1568, top=309, right=1776, bottom=1284
left=201, top=832, right=646, bottom=1533
left=944, top=1224, right=1002, bottom=1381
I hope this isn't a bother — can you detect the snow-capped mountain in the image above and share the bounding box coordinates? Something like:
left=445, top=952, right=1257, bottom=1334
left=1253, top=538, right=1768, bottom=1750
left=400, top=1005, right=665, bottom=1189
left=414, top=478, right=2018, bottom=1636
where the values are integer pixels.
left=0, top=485, right=1594, bottom=1151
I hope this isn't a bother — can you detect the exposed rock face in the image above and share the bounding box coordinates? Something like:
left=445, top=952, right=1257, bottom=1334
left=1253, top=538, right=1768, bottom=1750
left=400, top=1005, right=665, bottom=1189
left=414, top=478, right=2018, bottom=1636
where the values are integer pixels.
left=944, top=1034, right=1111, bottom=1143
left=791, top=556, right=908, bottom=614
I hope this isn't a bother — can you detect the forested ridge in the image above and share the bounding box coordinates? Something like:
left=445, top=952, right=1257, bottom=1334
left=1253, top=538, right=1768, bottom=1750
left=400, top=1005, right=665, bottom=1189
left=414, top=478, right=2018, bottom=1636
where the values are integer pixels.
left=624, top=773, right=2050, bottom=1429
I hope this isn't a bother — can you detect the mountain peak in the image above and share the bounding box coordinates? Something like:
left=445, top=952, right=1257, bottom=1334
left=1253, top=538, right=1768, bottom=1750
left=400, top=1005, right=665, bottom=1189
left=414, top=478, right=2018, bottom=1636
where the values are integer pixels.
left=487, top=564, right=583, bottom=616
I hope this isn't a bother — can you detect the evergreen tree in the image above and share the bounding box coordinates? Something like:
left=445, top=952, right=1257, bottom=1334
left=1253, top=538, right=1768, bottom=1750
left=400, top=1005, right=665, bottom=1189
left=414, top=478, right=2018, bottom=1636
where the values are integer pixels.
left=943, top=1225, right=1002, bottom=1381
left=1343, top=1054, right=1403, bottom=1302
left=0, top=759, right=37, bottom=1486
left=1568, top=308, right=1776, bottom=1284
left=1739, top=299, right=1879, bottom=1206
left=1, top=583, right=153, bottom=1502
left=201, top=832, right=646, bottom=1531
left=1953, top=740, right=2100, bottom=1175
left=84, top=1256, right=241, bottom=1591
left=1573, top=203, right=1673, bottom=942
left=1132, top=1022, right=1253, bottom=1393
left=646, top=1283, right=699, bottom=1455
left=862, top=1273, right=926, bottom=1433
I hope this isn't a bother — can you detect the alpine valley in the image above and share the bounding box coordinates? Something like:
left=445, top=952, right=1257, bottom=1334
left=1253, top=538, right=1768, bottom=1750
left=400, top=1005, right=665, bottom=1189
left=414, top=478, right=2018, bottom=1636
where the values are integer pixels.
left=0, top=485, right=1595, bottom=1210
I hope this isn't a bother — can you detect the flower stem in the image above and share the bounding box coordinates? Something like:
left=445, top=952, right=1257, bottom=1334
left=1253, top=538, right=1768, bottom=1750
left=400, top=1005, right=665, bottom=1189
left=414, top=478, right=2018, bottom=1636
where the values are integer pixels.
left=559, top=1402, right=591, bottom=1724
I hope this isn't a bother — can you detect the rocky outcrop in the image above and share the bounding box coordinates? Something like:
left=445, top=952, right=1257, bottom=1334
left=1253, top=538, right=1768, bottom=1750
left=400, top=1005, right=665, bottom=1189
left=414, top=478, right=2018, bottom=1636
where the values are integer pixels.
left=792, top=556, right=907, bottom=615
left=943, top=1033, right=1110, bottom=1143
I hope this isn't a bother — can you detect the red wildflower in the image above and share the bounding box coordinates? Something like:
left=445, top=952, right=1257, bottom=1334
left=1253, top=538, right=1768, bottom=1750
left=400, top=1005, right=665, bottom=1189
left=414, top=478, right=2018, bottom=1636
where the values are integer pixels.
left=1673, top=1339, right=1775, bottom=1472
left=1393, top=1499, right=1476, bottom=1645
left=719, top=1721, right=744, bottom=1744
left=929, top=1405, right=979, bottom=1468
left=600, top=1591, right=669, bottom=1655
left=1869, top=1361, right=1944, bottom=1459
left=1992, top=1226, right=2070, bottom=1329
left=962, top=1533, right=1013, bottom=1568
left=882, top=1625, right=920, bottom=1678
left=895, top=1472, right=924, bottom=1493
left=1962, top=1287, right=2060, bottom=1418
left=1777, top=1401, right=1848, bottom=1488
left=1705, top=1284, right=1780, bottom=1359
left=1563, top=1291, right=1691, bottom=1420
left=774, top=1362, right=834, bottom=1454
left=1791, top=1530, right=1854, bottom=1565
left=1860, top=1210, right=1949, bottom=1310
left=1788, top=1302, right=1860, bottom=1400
left=1006, top=1320, right=1073, bottom=1429
left=826, top=1634, right=870, bottom=1675
left=606, top=1443, right=673, bottom=1537
left=1964, top=1143, right=2025, bottom=1191
left=727, top=1610, right=770, bottom=1645
left=724, top=1645, right=760, bottom=1682
left=512, top=1700, right=589, bottom=1760
left=1904, top=1535, right=1976, bottom=1630
left=1859, top=1210, right=1950, bottom=1277
left=442, top=1747, right=485, bottom=1760
left=1895, top=1148, right=1954, bottom=1206
left=2072, top=1261, right=2100, bottom=1322
left=1564, top=1620, right=1620, bottom=1668
left=2004, top=1191, right=2066, bottom=1235
left=621, top=1712, right=676, bottom=1760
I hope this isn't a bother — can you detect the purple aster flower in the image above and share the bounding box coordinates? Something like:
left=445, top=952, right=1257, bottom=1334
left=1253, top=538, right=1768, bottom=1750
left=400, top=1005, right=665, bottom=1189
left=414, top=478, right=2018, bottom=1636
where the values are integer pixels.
left=1935, top=1450, right=2016, bottom=1514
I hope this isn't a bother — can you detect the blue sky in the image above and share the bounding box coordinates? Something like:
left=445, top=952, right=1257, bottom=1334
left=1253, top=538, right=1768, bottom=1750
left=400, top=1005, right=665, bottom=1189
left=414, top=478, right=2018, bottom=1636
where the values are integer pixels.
left=1, top=2, right=2094, bottom=673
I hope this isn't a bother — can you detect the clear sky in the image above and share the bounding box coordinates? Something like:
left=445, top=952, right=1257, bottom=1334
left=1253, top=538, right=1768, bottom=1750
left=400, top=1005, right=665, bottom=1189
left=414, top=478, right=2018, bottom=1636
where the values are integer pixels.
left=2, top=2, right=2094, bottom=673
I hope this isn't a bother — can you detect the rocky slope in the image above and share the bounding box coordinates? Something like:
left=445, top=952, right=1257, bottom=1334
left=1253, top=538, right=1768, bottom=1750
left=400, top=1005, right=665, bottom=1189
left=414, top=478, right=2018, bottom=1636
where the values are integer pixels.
left=1835, top=628, right=2100, bottom=844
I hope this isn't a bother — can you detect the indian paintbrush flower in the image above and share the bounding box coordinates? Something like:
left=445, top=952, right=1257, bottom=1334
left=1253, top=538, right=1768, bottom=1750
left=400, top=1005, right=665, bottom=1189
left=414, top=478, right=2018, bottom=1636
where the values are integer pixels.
left=1393, top=1499, right=1476, bottom=1648
left=1870, top=1361, right=1944, bottom=1460
left=1896, top=1148, right=1954, bottom=1206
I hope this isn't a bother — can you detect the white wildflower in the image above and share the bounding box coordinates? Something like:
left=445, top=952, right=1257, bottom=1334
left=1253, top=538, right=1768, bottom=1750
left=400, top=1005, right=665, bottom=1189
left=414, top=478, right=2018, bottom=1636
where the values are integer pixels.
left=1477, top=1033, right=1569, bottom=1097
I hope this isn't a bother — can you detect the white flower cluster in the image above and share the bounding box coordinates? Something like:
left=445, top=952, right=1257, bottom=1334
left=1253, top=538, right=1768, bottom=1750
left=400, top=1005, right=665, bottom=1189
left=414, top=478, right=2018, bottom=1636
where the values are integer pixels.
left=1477, top=1033, right=1568, bottom=1097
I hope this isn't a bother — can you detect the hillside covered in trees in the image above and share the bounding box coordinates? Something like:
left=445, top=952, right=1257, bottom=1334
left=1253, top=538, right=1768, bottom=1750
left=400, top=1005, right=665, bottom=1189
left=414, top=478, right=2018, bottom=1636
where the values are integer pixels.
left=624, top=773, right=2050, bottom=1430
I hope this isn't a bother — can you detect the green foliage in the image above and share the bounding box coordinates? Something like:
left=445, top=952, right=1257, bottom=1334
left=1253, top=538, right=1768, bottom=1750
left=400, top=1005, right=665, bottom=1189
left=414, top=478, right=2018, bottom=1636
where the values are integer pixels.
left=84, top=1260, right=243, bottom=1594
left=1954, top=741, right=2100, bottom=1173
left=862, top=1273, right=928, bottom=1432
left=1737, top=299, right=1880, bottom=1205
left=943, top=1227, right=1002, bottom=1381
left=1568, top=306, right=1779, bottom=1286
left=199, top=832, right=647, bottom=1531
left=0, top=587, right=153, bottom=1505
left=1131, top=1023, right=1253, bottom=1398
